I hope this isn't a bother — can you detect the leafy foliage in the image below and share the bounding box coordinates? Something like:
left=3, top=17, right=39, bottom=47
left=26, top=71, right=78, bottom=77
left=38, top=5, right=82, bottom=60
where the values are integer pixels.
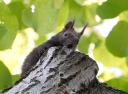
left=106, top=21, right=128, bottom=57
left=96, top=0, right=128, bottom=19
left=93, top=37, right=126, bottom=67
left=0, top=1, right=18, bottom=50
left=0, top=0, right=128, bottom=92
left=0, top=61, right=12, bottom=91
left=22, top=0, right=58, bottom=35
left=106, top=77, right=128, bottom=92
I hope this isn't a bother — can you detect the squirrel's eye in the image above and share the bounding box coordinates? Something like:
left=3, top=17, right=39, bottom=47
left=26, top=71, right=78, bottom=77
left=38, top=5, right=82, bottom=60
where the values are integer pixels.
left=64, top=33, right=67, bottom=36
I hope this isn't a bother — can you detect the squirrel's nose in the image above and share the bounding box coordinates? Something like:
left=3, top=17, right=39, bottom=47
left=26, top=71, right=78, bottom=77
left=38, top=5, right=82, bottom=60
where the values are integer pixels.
left=67, top=44, right=73, bottom=49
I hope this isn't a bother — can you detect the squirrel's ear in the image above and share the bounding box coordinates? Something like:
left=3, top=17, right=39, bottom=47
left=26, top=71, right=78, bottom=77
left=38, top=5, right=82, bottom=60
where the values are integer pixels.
left=64, top=19, right=75, bottom=30
left=78, top=21, right=89, bottom=37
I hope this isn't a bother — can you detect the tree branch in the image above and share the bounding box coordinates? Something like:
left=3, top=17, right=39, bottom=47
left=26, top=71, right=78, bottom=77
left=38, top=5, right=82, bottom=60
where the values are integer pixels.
left=2, top=47, right=128, bottom=94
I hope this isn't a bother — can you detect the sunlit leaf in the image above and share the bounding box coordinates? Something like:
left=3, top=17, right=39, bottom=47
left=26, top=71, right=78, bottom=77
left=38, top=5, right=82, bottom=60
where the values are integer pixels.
left=106, top=21, right=128, bottom=57
left=22, top=0, right=58, bottom=35
left=0, top=1, right=18, bottom=50
left=119, top=61, right=128, bottom=75
left=12, top=31, right=28, bottom=52
left=106, top=77, right=128, bottom=92
left=126, top=56, right=128, bottom=67
left=93, top=37, right=125, bottom=67
left=98, top=71, right=115, bottom=81
left=0, top=61, right=12, bottom=90
left=119, top=10, right=128, bottom=22
left=35, top=35, right=47, bottom=46
left=74, top=0, right=86, bottom=6
left=52, top=0, right=64, bottom=9
left=96, top=0, right=128, bottom=19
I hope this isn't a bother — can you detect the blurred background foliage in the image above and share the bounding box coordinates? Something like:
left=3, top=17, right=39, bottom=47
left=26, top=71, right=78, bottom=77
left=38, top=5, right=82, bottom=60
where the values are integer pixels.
left=0, top=0, right=128, bottom=92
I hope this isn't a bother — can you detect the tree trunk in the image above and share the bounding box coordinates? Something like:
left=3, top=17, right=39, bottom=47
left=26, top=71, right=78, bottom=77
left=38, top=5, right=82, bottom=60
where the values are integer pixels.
left=2, top=47, right=128, bottom=94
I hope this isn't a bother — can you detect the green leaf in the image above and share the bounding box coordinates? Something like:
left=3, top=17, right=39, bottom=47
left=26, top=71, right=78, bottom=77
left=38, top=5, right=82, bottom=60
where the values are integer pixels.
left=93, top=37, right=125, bottom=67
left=119, top=10, right=128, bottom=22
left=0, top=61, right=12, bottom=91
left=96, top=0, right=128, bottom=19
left=22, top=0, right=58, bottom=35
left=8, top=1, right=25, bottom=29
left=22, top=7, right=34, bottom=28
left=106, top=21, right=128, bottom=57
left=52, top=0, right=64, bottom=9
left=68, top=0, right=99, bottom=27
left=35, top=35, right=47, bottom=46
left=74, top=0, right=86, bottom=6
left=126, top=56, right=128, bottom=67
left=78, top=31, right=100, bottom=54
left=0, top=1, right=18, bottom=50
left=57, top=0, right=69, bottom=26
left=68, top=0, right=87, bottom=27
left=12, top=74, right=20, bottom=84
left=78, top=36, right=90, bottom=54
left=106, top=77, right=128, bottom=92
left=55, top=0, right=69, bottom=32
left=86, top=3, right=100, bottom=26
left=0, top=25, right=8, bottom=40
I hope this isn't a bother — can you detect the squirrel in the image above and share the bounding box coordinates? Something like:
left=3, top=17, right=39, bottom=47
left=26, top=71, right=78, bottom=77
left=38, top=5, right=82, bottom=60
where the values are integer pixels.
left=21, top=20, right=88, bottom=77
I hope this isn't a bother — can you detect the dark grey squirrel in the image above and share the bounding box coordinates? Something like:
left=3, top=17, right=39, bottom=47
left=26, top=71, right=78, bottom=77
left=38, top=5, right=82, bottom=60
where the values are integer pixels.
left=21, top=20, right=88, bottom=77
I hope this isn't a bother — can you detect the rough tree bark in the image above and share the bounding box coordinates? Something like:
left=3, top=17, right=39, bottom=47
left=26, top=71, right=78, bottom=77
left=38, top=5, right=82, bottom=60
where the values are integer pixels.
left=1, top=47, right=128, bottom=94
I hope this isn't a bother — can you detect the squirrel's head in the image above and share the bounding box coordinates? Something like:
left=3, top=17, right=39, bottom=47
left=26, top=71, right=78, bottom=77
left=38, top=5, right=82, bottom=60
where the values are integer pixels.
left=56, top=20, right=88, bottom=50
